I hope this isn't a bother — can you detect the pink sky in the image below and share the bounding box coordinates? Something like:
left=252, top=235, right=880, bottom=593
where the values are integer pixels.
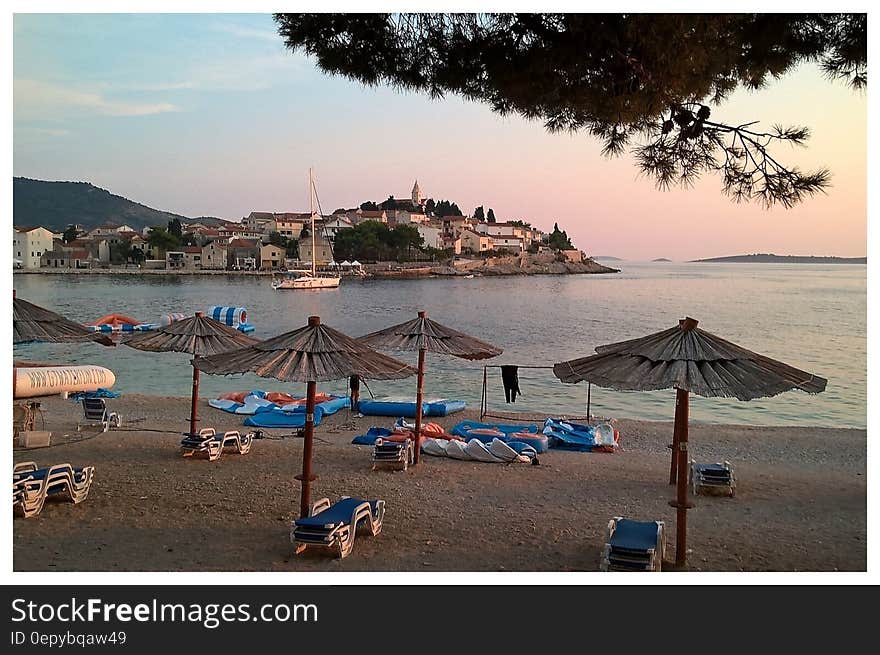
left=14, top=14, right=866, bottom=261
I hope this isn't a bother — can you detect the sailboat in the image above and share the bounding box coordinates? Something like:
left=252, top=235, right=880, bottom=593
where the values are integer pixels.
left=272, top=169, right=341, bottom=290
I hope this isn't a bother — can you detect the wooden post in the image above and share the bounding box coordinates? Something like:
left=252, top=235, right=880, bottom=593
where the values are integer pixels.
left=296, top=316, right=320, bottom=518
left=189, top=365, right=200, bottom=436
left=188, top=312, right=204, bottom=437
left=669, top=397, right=681, bottom=485
left=669, top=387, right=693, bottom=567
left=669, top=317, right=698, bottom=567
left=414, top=348, right=426, bottom=465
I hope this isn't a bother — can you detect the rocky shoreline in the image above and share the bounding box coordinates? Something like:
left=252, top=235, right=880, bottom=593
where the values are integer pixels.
left=14, top=253, right=620, bottom=279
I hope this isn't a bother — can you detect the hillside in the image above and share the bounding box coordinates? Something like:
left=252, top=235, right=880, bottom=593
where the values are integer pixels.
left=12, top=177, right=212, bottom=232
left=692, top=253, right=866, bottom=264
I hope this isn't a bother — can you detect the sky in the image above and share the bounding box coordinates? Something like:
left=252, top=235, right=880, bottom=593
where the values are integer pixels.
left=12, top=13, right=867, bottom=260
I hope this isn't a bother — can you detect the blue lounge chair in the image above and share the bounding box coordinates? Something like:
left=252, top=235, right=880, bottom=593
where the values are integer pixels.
left=690, top=460, right=736, bottom=497
left=13, top=462, right=95, bottom=518
left=291, top=496, right=385, bottom=559
left=78, top=398, right=121, bottom=432
left=600, top=517, right=665, bottom=572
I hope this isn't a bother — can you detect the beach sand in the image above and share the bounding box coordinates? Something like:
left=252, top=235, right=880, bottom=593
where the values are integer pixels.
left=12, top=394, right=866, bottom=572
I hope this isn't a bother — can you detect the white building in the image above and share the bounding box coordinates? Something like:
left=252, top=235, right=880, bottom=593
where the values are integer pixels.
left=88, top=223, right=135, bottom=238
left=491, top=235, right=525, bottom=252
left=323, top=216, right=354, bottom=241
left=460, top=229, right=494, bottom=254
left=13, top=226, right=59, bottom=269
left=475, top=221, right=544, bottom=247
left=416, top=224, right=442, bottom=249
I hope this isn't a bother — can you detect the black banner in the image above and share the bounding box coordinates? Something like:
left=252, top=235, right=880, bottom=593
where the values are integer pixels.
left=0, top=585, right=865, bottom=649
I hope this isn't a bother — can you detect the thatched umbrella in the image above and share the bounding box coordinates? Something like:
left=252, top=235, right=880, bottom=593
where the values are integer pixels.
left=121, top=312, right=259, bottom=436
left=194, top=315, right=416, bottom=517
left=553, top=316, right=826, bottom=567
left=359, top=310, right=503, bottom=465
left=13, top=290, right=114, bottom=346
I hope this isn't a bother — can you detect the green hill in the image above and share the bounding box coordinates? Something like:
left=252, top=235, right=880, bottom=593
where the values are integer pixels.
left=12, top=177, right=205, bottom=232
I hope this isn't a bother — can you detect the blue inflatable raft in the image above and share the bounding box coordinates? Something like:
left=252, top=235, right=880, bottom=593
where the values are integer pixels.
left=358, top=397, right=466, bottom=418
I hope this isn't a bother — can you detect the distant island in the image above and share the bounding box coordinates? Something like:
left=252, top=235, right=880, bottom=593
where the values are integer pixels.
left=691, top=253, right=866, bottom=264
left=652, top=258, right=672, bottom=262
left=593, top=255, right=623, bottom=261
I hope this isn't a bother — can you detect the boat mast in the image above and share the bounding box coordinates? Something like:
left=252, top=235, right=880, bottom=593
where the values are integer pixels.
left=309, top=168, right=316, bottom=277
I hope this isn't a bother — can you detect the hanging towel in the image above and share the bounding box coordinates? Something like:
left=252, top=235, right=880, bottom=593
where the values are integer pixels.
left=501, top=366, right=521, bottom=403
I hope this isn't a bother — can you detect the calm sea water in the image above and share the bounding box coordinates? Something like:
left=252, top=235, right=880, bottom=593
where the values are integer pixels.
left=12, top=262, right=867, bottom=428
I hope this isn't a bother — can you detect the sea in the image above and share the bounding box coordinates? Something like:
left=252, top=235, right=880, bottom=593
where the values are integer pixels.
left=12, top=262, right=867, bottom=429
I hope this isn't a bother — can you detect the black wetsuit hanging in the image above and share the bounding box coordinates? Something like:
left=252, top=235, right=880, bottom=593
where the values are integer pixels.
left=501, top=366, right=521, bottom=403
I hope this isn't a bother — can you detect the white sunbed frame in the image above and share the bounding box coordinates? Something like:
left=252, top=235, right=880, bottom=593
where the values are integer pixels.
left=600, top=516, right=666, bottom=572
left=77, top=399, right=121, bottom=433
left=181, top=429, right=254, bottom=462
left=291, top=496, right=386, bottom=559
left=371, top=438, right=414, bottom=472
left=12, top=461, right=95, bottom=518
left=689, top=460, right=736, bottom=497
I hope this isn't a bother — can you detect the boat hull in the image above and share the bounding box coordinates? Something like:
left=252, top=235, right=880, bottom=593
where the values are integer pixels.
left=273, top=276, right=341, bottom=290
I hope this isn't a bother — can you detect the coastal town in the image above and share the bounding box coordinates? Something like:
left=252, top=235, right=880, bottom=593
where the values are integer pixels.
left=13, top=180, right=600, bottom=275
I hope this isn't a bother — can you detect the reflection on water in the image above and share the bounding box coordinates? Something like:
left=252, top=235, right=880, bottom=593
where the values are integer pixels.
left=12, top=261, right=866, bottom=428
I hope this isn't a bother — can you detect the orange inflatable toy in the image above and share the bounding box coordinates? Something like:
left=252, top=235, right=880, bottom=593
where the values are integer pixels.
left=89, top=314, right=141, bottom=328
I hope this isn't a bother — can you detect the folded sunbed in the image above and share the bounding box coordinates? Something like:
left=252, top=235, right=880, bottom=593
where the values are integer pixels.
left=12, top=462, right=95, bottom=518
left=371, top=438, right=414, bottom=471
left=690, top=460, right=736, bottom=497
left=600, top=517, right=665, bottom=572
left=291, top=496, right=385, bottom=559
left=181, top=428, right=253, bottom=462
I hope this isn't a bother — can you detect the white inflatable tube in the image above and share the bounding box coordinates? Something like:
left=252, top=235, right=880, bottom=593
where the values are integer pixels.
left=14, top=365, right=116, bottom=399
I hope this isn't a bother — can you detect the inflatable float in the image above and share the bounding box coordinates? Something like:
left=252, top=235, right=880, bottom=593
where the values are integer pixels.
left=87, top=314, right=156, bottom=332
left=208, top=306, right=255, bottom=333
left=13, top=365, right=116, bottom=399
left=357, top=397, right=467, bottom=418
left=86, top=308, right=255, bottom=333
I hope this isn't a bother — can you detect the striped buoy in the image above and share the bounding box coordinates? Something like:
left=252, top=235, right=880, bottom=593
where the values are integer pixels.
left=208, top=306, right=247, bottom=327
left=160, top=312, right=187, bottom=327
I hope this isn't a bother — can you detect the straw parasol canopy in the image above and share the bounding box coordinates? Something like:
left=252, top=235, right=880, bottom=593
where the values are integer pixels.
left=122, top=312, right=259, bottom=436
left=13, top=292, right=114, bottom=346
left=553, top=316, right=826, bottom=567
left=359, top=310, right=503, bottom=464
left=553, top=318, right=826, bottom=399
left=195, top=315, right=416, bottom=517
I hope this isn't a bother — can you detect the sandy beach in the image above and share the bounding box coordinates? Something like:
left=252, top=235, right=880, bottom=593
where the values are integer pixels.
left=12, top=394, right=866, bottom=572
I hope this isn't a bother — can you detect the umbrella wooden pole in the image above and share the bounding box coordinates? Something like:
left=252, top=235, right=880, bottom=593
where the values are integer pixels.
left=295, top=316, right=322, bottom=518
left=669, top=387, right=693, bottom=567
left=297, top=379, right=318, bottom=518
left=413, top=347, right=426, bottom=465
left=189, top=364, right=200, bottom=436
left=187, top=311, right=206, bottom=437
left=669, top=397, right=682, bottom=485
